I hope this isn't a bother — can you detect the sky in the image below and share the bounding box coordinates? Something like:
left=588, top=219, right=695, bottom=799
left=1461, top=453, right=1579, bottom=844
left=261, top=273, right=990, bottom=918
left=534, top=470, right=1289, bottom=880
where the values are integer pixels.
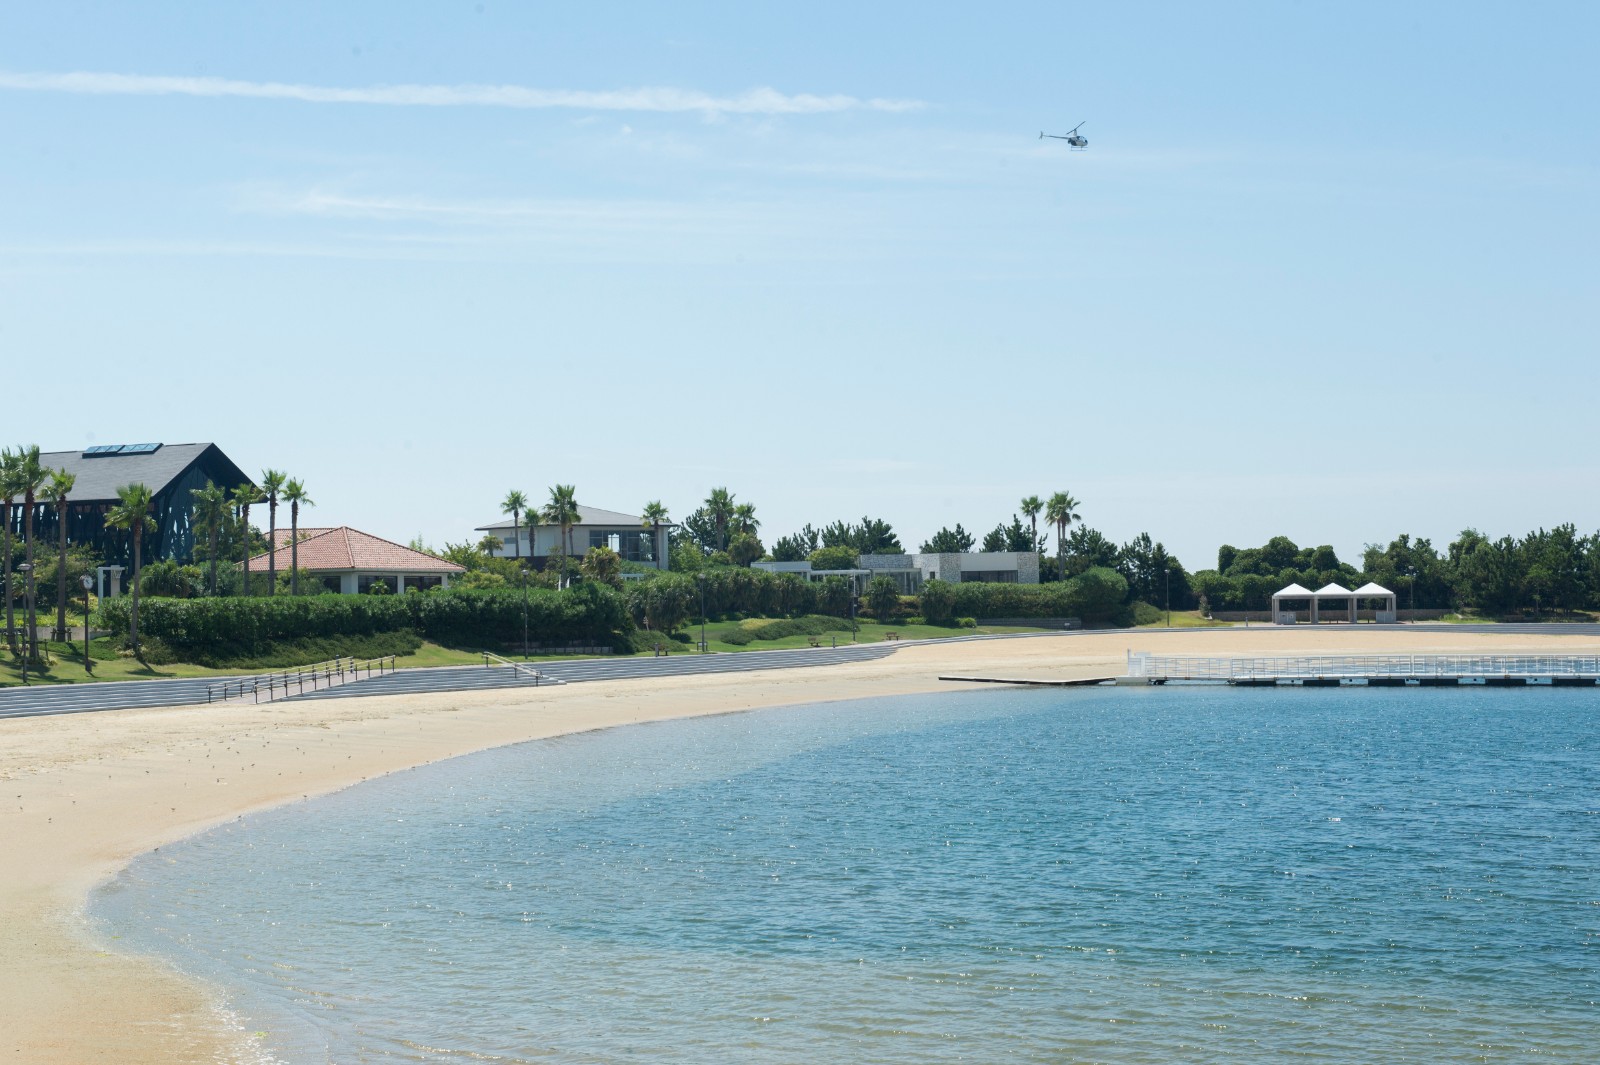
left=3, top=2, right=1597, bottom=570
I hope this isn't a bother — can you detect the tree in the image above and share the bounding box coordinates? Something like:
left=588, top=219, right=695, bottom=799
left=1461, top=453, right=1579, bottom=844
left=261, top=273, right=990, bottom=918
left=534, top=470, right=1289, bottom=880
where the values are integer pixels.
left=1044, top=492, right=1081, bottom=585
left=41, top=469, right=76, bottom=642
left=579, top=545, right=624, bottom=588
left=259, top=469, right=287, bottom=595
left=728, top=531, right=764, bottom=566
left=190, top=481, right=229, bottom=596
left=821, top=517, right=903, bottom=555
left=981, top=524, right=1007, bottom=552
left=500, top=489, right=529, bottom=562
left=732, top=502, right=760, bottom=536
left=1020, top=495, right=1044, bottom=552
left=231, top=483, right=262, bottom=596
left=104, top=483, right=156, bottom=657
left=681, top=507, right=719, bottom=555
left=13, top=446, right=49, bottom=661
left=918, top=578, right=956, bottom=624
left=704, top=487, right=736, bottom=550
left=0, top=447, right=18, bottom=651
left=1064, top=526, right=1119, bottom=576
left=542, top=484, right=581, bottom=588
left=866, top=575, right=900, bottom=622
left=640, top=500, right=670, bottom=566
left=283, top=478, right=314, bottom=596
left=920, top=524, right=976, bottom=553
left=772, top=524, right=821, bottom=561
left=809, top=545, right=859, bottom=571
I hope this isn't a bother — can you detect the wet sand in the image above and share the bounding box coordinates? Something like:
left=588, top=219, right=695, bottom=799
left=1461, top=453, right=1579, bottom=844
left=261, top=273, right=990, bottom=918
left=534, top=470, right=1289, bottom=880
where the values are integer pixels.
left=4, top=627, right=1597, bottom=1062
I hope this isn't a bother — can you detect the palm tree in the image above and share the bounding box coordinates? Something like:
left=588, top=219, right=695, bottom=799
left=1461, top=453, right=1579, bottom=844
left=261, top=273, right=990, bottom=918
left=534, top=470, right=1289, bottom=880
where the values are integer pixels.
left=640, top=500, right=670, bottom=568
left=283, top=478, right=314, bottom=595
left=14, top=446, right=49, bottom=661
left=231, top=483, right=261, bottom=596
left=733, top=502, right=759, bottom=536
left=259, top=469, right=287, bottom=595
left=0, top=447, right=19, bottom=651
left=1020, top=495, right=1044, bottom=553
left=1044, top=491, right=1081, bottom=580
left=41, top=470, right=76, bottom=642
left=104, top=483, right=156, bottom=658
left=190, top=481, right=229, bottom=596
left=542, top=484, right=580, bottom=588
left=500, top=490, right=529, bottom=562
left=704, top=487, right=735, bottom=551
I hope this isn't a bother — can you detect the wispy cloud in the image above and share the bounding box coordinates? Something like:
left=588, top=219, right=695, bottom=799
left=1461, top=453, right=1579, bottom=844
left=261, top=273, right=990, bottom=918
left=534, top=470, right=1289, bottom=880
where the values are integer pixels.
left=0, top=70, right=923, bottom=115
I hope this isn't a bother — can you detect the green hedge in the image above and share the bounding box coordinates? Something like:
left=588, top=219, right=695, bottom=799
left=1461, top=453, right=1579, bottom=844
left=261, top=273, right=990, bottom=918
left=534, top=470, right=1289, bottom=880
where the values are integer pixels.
left=947, top=567, right=1129, bottom=626
left=96, top=584, right=631, bottom=651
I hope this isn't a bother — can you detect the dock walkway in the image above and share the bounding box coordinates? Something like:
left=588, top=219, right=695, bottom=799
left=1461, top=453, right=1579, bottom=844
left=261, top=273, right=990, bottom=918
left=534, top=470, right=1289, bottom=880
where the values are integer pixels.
left=1127, top=651, right=1600, bottom=686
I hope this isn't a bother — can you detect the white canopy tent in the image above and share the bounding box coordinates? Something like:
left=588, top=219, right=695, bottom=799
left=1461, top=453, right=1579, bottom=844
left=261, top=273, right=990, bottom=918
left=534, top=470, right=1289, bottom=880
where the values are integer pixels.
left=1354, top=582, right=1398, bottom=623
left=1274, top=580, right=1398, bottom=624
left=1271, top=583, right=1314, bottom=624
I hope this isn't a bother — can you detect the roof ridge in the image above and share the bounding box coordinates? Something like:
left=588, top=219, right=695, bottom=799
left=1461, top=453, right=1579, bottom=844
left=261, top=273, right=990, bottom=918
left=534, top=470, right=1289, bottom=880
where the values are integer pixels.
left=342, top=525, right=450, bottom=561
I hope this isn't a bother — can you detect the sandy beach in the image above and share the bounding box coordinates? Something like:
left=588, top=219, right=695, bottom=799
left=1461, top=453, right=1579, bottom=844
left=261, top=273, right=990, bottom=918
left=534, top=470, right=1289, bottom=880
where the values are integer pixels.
left=4, top=626, right=1597, bottom=1063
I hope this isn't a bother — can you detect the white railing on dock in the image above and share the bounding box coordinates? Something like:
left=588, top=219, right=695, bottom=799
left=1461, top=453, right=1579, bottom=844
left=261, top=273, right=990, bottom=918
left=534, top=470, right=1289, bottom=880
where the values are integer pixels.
left=1127, top=651, right=1600, bottom=681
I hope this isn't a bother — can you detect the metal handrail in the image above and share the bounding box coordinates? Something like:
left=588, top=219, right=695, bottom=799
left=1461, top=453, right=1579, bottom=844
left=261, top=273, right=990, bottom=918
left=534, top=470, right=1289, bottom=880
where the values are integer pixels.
left=481, top=651, right=553, bottom=685
left=205, top=654, right=398, bottom=704
left=1128, top=650, right=1600, bottom=680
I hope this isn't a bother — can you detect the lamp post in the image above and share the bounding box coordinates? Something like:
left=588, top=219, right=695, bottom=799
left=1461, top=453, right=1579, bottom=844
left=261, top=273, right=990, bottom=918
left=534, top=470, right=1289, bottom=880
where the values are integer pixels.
left=849, top=572, right=858, bottom=643
left=17, top=562, right=33, bottom=684
left=79, top=573, right=94, bottom=675
left=696, top=572, right=707, bottom=653
left=1164, top=565, right=1171, bottom=628
left=520, top=565, right=530, bottom=661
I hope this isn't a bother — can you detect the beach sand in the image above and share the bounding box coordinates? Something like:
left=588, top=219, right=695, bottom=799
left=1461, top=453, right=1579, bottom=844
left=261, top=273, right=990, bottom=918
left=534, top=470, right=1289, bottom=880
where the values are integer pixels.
left=5, top=626, right=1598, bottom=1063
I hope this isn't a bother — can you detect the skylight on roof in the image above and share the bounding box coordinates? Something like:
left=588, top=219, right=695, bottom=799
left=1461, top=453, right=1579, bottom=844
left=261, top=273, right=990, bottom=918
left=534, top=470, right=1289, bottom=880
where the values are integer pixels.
left=80, top=442, right=163, bottom=458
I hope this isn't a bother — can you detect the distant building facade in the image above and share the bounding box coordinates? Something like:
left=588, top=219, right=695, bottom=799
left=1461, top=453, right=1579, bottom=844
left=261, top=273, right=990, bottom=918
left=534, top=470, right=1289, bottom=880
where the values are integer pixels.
left=246, top=526, right=464, bottom=594
left=15, top=442, right=254, bottom=567
left=476, top=506, right=672, bottom=570
left=754, top=551, right=1040, bottom=594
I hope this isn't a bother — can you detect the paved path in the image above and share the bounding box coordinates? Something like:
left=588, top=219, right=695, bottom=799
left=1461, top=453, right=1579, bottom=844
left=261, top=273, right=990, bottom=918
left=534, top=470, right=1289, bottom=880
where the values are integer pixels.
left=4, top=624, right=1597, bottom=721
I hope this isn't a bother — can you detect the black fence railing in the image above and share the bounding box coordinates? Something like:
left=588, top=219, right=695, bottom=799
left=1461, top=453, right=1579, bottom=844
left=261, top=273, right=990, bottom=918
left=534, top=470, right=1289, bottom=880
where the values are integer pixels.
left=205, top=655, right=397, bottom=704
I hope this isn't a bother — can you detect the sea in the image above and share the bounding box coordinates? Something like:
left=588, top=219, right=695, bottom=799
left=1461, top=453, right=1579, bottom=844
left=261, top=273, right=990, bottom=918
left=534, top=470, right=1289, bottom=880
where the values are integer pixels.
left=91, top=685, right=1600, bottom=1064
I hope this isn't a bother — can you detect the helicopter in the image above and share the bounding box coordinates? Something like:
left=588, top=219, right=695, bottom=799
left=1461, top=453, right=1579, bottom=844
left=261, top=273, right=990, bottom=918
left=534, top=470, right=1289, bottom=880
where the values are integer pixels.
left=1040, top=122, right=1087, bottom=150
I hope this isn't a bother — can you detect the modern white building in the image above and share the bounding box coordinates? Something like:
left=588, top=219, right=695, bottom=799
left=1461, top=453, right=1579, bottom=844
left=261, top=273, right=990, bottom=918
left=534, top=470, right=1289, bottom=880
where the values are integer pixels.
left=476, top=506, right=672, bottom=570
left=755, top=551, right=1040, bottom=594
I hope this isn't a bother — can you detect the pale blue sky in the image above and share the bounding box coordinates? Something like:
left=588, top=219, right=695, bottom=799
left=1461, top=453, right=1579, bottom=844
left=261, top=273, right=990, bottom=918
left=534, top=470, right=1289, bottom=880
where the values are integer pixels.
left=3, top=2, right=1596, bottom=568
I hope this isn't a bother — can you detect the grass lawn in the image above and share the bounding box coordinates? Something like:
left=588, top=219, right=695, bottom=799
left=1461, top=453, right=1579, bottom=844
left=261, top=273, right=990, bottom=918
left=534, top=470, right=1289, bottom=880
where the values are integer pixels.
left=2, top=620, right=1055, bottom=689
left=1135, top=610, right=1235, bottom=629
left=651, top=617, right=1049, bottom=654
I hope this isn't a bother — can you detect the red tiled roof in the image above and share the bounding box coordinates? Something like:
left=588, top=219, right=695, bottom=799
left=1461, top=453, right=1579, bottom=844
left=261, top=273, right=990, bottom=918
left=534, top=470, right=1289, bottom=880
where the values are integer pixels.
left=270, top=526, right=336, bottom=549
left=245, top=527, right=464, bottom=574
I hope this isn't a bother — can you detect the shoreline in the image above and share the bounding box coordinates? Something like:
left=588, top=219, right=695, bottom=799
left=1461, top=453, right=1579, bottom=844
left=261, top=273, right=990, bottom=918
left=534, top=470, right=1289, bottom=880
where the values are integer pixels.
left=5, top=627, right=1599, bottom=1063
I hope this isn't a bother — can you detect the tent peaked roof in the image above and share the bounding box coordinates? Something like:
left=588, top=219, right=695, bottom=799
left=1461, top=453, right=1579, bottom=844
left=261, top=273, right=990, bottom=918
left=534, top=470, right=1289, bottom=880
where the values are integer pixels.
left=1353, top=582, right=1395, bottom=596
left=1314, top=582, right=1354, bottom=596
left=1273, top=583, right=1314, bottom=597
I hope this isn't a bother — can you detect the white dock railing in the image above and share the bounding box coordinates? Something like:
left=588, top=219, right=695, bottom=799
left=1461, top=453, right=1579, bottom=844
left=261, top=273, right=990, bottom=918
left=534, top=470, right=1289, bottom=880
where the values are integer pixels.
left=1127, top=651, right=1600, bottom=681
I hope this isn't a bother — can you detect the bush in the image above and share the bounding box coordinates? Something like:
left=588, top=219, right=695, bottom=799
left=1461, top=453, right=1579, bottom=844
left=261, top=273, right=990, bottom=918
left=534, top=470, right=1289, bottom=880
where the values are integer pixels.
left=918, top=578, right=956, bottom=624
left=946, top=567, right=1130, bottom=626
left=809, top=545, right=858, bottom=571
left=1132, top=601, right=1163, bottom=625
left=866, top=576, right=900, bottom=622
left=95, top=584, right=633, bottom=655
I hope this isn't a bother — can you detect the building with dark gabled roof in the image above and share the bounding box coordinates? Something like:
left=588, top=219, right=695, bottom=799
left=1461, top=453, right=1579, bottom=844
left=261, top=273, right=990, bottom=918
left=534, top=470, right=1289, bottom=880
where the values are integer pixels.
left=13, top=442, right=255, bottom=567
left=475, top=504, right=673, bottom=570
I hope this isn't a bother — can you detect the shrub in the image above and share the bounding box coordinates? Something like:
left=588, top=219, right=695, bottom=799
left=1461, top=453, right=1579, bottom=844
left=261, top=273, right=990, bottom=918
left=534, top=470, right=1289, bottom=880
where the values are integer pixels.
left=918, top=578, right=956, bottom=624
left=1132, top=601, right=1163, bottom=625
left=866, top=576, right=900, bottom=622
left=809, top=545, right=858, bottom=572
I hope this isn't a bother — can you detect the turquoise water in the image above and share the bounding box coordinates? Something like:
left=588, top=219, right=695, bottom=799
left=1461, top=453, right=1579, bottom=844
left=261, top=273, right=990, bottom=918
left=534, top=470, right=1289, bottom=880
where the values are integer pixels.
left=93, top=687, right=1600, bottom=1063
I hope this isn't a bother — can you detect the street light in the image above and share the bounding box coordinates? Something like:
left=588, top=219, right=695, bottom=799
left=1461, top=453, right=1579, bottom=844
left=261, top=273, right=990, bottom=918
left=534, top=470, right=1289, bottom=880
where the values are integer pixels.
left=17, top=562, right=33, bottom=684
left=849, top=572, right=858, bottom=643
left=1164, top=565, right=1171, bottom=628
left=520, top=565, right=530, bottom=661
left=79, top=573, right=94, bottom=676
left=696, top=571, right=707, bottom=653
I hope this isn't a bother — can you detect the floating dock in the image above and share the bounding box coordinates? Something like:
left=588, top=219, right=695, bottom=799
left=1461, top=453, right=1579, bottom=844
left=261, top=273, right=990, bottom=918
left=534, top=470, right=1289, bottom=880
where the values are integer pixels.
left=1125, top=652, right=1600, bottom=687
left=939, top=675, right=1116, bottom=687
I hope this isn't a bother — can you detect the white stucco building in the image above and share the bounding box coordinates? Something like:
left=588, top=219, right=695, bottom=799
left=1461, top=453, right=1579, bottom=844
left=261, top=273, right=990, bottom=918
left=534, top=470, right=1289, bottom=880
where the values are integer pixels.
left=476, top=505, right=672, bottom=570
left=754, top=551, right=1040, bottom=594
